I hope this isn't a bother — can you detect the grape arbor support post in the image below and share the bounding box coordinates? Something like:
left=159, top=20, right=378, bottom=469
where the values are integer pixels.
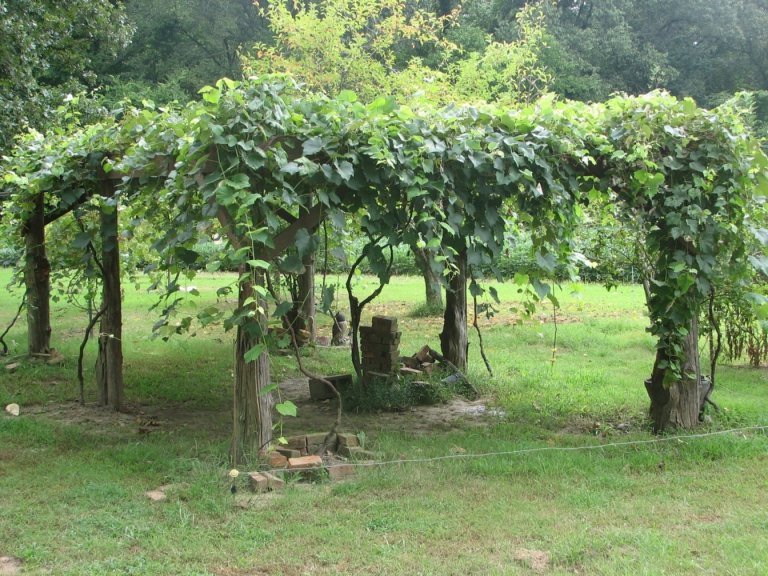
left=95, top=179, right=124, bottom=411
left=22, top=185, right=91, bottom=357
left=216, top=197, right=325, bottom=464
left=440, top=247, right=468, bottom=371
left=23, top=192, right=51, bottom=356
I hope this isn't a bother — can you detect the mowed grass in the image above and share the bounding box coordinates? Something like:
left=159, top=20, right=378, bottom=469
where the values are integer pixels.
left=1, top=268, right=768, bottom=575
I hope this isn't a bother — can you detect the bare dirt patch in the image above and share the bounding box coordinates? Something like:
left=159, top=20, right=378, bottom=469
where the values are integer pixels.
left=277, top=377, right=505, bottom=438
left=0, top=556, right=22, bottom=576
left=513, top=548, right=551, bottom=573
left=22, top=401, right=231, bottom=437
left=19, top=377, right=505, bottom=442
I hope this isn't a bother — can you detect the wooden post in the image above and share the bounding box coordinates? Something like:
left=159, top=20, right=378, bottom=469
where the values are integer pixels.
left=298, top=253, right=316, bottom=342
left=231, top=269, right=273, bottom=465
left=645, top=317, right=701, bottom=432
left=23, top=192, right=51, bottom=355
left=95, top=181, right=124, bottom=411
left=440, top=248, right=468, bottom=371
left=413, top=245, right=443, bottom=309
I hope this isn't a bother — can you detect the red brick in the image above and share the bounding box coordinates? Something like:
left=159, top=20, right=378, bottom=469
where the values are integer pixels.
left=372, top=316, right=398, bottom=333
left=288, top=455, right=323, bottom=469
left=249, top=472, right=269, bottom=493
left=261, top=471, right=286, bottom=490
left=276, top=447, right=301, bottom=459
left=327, top=464, right=357, bottom=480
left=267, top=452, right=288, bottom=468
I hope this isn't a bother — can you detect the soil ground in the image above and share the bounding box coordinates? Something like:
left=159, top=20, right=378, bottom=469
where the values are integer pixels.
left=23, top=376, right=504, bottom=441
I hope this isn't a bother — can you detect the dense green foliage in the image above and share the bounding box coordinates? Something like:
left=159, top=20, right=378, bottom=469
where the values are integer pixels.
left=94, top=0, right=768, bottom=108
left=1, top=76, right=765, bottom=380
left=0, top=0, right=132, bottom=152
left=5, top=0, right=768, bottom=162
left=244, top=0, right=549, bottom=106
left=101, top=0, right=266, bottom=103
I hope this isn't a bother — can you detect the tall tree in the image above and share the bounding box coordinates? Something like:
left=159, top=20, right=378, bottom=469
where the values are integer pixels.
left=460, top=0, right=768, bottom=105
left=100, top=0, right=267, bottom=103
left=0, top=0, right=133, bottom=151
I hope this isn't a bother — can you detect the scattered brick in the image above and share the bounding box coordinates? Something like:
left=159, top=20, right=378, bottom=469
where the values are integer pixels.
left=337, top=433, right=360, bottom=448
left=249, top=472, right=269, bottom=493
left=327, top=464, right=356, bottom=480
left=288, top=455, right=323, bottom=469
left=261, top=471, right=286, bottom=490
left=267, top=452, right=288, bottom=468
left=275, top=447, right=301, bottom=459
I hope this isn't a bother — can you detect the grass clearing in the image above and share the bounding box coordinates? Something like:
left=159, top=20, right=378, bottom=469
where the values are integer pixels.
left=1, top=270, right=768, bottom=575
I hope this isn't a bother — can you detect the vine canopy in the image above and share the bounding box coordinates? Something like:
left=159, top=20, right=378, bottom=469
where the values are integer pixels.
left=1, top=76, right=766, bottom=377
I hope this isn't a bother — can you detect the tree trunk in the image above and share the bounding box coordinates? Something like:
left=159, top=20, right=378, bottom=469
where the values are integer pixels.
left=645, top=317, right=701, bottom=432
left=95, top=197, right=124, bottom=411
left=230, top=270, right=273, bottom=465
left=297, top=254, right=315, bottom=342
left=413, top=246, right=443, bottom=309
left=440, top=248, right=468, bottom=371
left=23, top=193, right=51, bottom=355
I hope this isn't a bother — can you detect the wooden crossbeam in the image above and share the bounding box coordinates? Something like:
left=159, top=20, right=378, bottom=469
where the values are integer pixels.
left=259, top=203, right=324, bottom=261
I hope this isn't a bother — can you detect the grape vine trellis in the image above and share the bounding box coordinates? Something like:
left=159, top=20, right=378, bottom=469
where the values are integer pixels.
left=1, top=76, right=765, bottom=460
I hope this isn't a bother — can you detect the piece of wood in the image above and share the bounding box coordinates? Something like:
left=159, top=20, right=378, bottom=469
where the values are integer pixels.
left=230, top=273, right=273, bottom=464
left=23, top=193, right=51, bottom=356
left=96, top=180, right=124, bottom=411
left=439, top=248, right=468, bottom=371
left=259, top=203, right=324, bottom=261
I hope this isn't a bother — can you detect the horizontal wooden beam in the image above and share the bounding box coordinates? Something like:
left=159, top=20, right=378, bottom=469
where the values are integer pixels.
left=260, top=203, right=324, bottom=261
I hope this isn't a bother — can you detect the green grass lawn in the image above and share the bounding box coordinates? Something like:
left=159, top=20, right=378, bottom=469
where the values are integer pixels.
left=1, top=269, right=768, bottom=575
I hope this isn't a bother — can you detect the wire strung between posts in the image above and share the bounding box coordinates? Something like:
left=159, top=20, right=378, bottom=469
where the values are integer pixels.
left=321, top=425, right=768, bottom=470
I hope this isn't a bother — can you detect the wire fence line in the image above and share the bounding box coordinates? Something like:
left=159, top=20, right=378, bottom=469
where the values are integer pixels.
left=323, top=425, right=768, bottom=470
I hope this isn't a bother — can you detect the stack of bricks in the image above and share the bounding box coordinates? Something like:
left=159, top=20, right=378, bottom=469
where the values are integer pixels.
left=359, top=316, right=401, bottom=384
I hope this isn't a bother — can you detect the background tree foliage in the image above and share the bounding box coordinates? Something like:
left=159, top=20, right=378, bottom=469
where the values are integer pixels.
left=100, top=0, right=267, bottom=104
left=0, top=0, right=133, bottom=152
left=243, top=0, right=551, bottom=106
left=5, top=0, right=768, bottom=151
